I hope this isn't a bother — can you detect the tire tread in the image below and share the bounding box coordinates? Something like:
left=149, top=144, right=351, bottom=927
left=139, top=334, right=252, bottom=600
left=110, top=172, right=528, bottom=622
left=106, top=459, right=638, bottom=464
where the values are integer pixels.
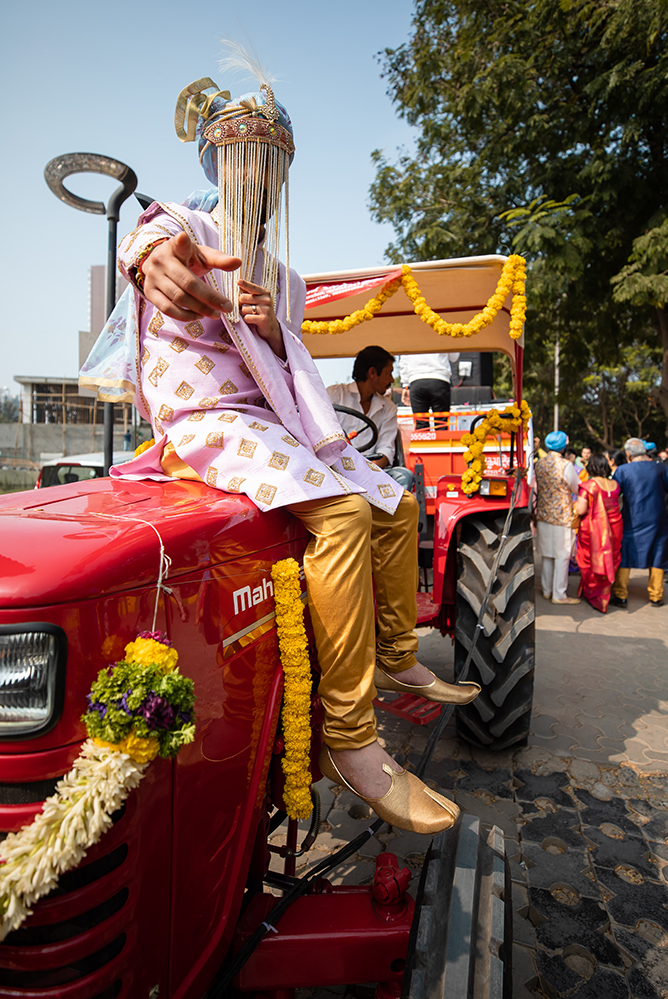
left=455, top=509, right=535, bottom=750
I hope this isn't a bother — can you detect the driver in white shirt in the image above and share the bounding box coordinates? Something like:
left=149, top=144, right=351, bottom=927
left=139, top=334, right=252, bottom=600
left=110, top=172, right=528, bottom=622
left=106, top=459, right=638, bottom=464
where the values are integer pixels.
left=326, top=346, right=398, bottom=468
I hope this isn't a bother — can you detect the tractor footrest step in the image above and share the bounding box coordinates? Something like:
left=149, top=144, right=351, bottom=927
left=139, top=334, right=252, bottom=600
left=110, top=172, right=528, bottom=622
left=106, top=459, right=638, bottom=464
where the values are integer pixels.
left=373, top=693, right=442, bottom=725
left=403, top=815, right=510, bottom=999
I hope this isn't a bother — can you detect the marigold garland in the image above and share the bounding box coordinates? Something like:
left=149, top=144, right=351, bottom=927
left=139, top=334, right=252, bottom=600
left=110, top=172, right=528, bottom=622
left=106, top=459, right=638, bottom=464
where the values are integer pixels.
left=0, top=632, right=195, bottom=941
left=301, top=257, right=527, bottom=340
left=134, top=437, right=155, bottom=457
left=460, top=401, right=532, bottom=495
left=271, top=558, right=313, bottom=820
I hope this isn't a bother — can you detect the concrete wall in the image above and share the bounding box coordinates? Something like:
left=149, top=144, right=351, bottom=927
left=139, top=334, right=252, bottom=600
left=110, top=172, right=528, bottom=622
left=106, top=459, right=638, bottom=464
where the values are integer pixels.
left=0, top=424, right=136, bottom=462
left=0, top=469, right=38, bottom=493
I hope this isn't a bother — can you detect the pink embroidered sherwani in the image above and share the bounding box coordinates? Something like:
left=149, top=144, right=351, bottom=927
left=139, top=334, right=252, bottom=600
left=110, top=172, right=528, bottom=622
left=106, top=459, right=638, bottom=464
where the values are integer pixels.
left=109, top=201, right=418, bottom=752
left=112, top=202, right=402, bottom=516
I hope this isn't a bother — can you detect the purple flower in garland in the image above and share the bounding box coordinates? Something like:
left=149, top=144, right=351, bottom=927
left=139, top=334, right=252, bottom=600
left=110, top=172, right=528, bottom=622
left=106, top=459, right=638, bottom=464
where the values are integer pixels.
left=138, top=691, right=176, bottom=730
left=118, top=691, right=133, bottom=716
left=137, top=630, right=172, bottom=647
left=178, top=711, right=192, bottom=724
left=86, top=693, right=107, bottom=718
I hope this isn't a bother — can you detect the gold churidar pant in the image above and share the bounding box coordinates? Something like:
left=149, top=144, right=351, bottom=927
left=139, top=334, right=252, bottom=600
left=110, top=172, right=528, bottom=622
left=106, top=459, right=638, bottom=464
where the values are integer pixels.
left=161, top=440, right=421, bottom=751
left=613, top=566, right=664, bottom=603
left=288, top=491, right=419, bottom=751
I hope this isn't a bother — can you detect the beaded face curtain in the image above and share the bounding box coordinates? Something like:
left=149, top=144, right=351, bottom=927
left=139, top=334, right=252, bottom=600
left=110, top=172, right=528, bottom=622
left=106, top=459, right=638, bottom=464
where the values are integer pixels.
left=205, top=89, right=292, bottom=323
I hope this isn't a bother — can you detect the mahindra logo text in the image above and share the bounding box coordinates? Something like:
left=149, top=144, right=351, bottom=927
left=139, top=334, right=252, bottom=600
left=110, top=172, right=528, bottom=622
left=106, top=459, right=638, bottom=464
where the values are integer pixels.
left=232, top=577, right=274, bottom=616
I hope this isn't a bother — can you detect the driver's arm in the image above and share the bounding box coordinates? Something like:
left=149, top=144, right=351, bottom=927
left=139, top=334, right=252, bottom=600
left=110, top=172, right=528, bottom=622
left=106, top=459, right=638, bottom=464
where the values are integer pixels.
left=372, top=400, right=399, bottom=468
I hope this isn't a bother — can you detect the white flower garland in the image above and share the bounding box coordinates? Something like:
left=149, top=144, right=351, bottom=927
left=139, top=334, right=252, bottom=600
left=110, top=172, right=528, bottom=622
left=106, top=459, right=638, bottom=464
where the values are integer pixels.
left=0, top=739, right=147, bottom=942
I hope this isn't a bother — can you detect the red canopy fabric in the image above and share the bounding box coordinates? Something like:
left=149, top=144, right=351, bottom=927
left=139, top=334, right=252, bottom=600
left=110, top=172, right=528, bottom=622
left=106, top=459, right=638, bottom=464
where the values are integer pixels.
left=304, top=267, right=403, bottom=310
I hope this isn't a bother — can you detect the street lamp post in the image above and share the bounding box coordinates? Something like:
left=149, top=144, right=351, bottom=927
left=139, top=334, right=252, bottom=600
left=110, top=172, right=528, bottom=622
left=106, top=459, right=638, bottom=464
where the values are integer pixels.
left=554, top=332, right=560, bottom=433
left=44, top=153, right=151, bottom=474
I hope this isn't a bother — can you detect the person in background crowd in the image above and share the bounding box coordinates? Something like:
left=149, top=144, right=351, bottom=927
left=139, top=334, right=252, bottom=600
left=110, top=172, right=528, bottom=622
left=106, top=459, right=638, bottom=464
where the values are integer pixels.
left=576, top=446, right=592, bottom=469
left=606, top=449, right=627, bottom=473
left=534, top=430, right=582, bottom=605
left=327, top=346, right=397, bottom=469
left=564, top=449, right=586, bottom=571
left=399, top=352, right=459, bottom=429
left=533, top=435, right=547, bottom=461
left=610, top=438, right=668, bottom=607
left=658, top=449, right=668, bottom=463
left=643, top=441, right=660, bottom=462
left=574, top=453, right=623, bottom=613
left=566, top=448, right=588, bottom=483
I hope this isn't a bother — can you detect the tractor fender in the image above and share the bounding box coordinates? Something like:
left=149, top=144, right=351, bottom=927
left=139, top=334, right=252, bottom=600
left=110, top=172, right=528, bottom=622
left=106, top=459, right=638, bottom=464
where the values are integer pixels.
left=432, top=476, right=530, bottom=607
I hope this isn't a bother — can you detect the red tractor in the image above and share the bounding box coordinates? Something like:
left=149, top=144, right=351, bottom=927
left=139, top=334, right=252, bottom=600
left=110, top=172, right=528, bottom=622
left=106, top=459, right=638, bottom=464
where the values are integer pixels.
left=0, top=255, right=532, bottom=998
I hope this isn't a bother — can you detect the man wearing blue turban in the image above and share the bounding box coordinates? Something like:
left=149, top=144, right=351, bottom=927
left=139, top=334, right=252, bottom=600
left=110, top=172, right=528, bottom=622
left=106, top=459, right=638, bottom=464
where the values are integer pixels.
left=534, top=431, right=582, bottom=604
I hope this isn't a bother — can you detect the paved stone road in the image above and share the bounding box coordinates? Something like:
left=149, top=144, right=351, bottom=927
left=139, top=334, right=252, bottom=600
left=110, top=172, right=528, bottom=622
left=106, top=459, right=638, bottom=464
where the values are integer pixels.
left=273, top=566, right=668, bottom=998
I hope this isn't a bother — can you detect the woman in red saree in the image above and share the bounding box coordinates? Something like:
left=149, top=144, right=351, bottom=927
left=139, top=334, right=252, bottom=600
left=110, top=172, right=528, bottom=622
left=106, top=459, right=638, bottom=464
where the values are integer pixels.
left=575, top=452, right=623, bottom=612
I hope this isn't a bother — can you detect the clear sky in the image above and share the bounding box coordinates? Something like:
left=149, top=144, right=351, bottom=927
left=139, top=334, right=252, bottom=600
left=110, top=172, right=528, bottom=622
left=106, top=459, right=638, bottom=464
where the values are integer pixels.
left=1, top=0, right=416, bottom=394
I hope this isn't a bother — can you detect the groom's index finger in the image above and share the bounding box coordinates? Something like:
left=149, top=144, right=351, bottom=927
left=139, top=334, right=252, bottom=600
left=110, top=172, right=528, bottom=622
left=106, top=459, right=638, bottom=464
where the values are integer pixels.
left=197, top=245, right=242, bottom=273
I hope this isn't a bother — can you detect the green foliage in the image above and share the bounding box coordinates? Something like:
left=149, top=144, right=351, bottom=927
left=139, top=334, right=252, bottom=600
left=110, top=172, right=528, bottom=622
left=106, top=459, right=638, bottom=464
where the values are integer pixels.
left=529, top=342, right=665, bottom=449
left=82, top=658, right=196, bottom=758
left=0, top=399, right=18, bottom=424
left=493, top=353, right=513, bottom=399
left=371, top=0, right=668, bottom=435
left=612, top=219, right=668, bottom=309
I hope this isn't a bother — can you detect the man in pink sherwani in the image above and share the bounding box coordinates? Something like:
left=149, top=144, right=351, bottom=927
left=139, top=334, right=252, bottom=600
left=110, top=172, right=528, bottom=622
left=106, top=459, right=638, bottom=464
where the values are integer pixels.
left=82, top=65, right=479, bottom=834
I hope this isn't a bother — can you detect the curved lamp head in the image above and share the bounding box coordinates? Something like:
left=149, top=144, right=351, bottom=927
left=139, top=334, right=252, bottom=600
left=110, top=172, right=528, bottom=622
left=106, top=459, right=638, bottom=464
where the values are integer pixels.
left=44, top=153, right=138, bottom=217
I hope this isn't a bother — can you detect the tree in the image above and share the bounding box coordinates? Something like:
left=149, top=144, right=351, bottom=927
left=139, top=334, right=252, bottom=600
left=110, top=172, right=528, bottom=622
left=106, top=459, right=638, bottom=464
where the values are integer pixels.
left=370, top=0, right=668, bottom=437
left=0, top=398, right=18, bottom=423
left=578, top=346, right=665, bottom=448
left=612, top=219, right=668, bottom=423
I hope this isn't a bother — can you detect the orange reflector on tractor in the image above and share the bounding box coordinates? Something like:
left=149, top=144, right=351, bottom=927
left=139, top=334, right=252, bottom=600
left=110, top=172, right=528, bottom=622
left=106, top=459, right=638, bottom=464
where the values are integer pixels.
left=479, top=478, right=508, bottom=497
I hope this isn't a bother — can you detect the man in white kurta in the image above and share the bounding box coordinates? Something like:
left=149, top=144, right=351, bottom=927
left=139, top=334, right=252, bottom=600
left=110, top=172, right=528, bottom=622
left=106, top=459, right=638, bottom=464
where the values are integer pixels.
left=327, top=346, right=398, bottom=468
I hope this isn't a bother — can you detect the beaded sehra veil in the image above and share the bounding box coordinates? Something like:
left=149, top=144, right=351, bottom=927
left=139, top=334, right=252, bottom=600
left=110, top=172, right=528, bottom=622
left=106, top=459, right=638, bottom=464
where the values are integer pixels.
left=175, top=42, right=295, bottom=322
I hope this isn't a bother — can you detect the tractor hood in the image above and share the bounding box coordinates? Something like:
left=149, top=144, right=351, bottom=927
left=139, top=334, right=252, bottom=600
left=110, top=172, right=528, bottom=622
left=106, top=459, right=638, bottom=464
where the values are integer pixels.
left=0, top=479, right=303, bottom=608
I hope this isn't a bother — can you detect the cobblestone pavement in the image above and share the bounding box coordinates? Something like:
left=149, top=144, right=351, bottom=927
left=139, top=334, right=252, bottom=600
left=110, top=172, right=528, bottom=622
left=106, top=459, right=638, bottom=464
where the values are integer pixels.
left=273, top=565, right=668, bottom=998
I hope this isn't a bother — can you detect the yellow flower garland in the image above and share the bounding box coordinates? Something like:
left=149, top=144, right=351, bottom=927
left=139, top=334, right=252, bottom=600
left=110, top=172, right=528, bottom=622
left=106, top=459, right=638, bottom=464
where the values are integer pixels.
left=134, top=438, right=155, bottom=457
left=271, top=558, right=313, bottom=820
left=460, top=400, right=532, bottom=495
left=93, top=732, right=161, bottom=764
left=123, top=635, right=179, bottom=673
left=301, top=257, right=527, bottom=340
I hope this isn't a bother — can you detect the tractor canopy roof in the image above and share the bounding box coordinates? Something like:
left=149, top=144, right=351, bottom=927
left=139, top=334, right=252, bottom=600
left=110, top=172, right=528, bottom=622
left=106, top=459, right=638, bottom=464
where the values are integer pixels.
left=301, top=255, right=523, bottom=362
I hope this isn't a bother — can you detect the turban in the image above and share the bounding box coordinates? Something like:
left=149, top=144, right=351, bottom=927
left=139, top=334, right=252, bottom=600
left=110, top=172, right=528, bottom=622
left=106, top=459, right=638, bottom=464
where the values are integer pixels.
left=545, top=431, right=568, bottom=452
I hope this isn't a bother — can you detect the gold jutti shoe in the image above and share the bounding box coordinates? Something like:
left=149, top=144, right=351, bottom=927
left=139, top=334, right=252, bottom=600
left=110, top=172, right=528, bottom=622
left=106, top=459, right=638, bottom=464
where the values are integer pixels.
left=319, top=746, right=459, bottom=835
left=374, top=665, right=481, bottom=705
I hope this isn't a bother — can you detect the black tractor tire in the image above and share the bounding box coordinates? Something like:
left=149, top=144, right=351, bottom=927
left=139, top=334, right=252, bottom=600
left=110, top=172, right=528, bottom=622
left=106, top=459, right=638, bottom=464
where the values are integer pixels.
left=454, top=509, right=535, bottom=751
left=401, top=815, right=512, bottom=999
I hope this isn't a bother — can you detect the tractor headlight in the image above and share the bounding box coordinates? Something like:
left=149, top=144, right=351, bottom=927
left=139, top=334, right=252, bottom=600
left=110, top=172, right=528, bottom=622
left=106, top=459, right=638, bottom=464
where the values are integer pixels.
left=479, top=478, right=508, bottom=497
left=0, top=625, right=67, bottom=737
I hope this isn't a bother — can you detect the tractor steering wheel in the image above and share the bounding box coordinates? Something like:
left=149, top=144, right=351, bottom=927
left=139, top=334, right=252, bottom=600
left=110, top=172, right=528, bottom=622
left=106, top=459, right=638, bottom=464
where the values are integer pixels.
left=332, top=404, right=379, bottom=453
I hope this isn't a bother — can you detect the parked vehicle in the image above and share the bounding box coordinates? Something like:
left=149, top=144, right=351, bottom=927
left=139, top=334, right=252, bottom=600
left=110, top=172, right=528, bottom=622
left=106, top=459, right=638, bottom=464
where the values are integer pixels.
left=0, top=256, right=529, bottom=998
left=35, top=452, right=134, bottom=489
